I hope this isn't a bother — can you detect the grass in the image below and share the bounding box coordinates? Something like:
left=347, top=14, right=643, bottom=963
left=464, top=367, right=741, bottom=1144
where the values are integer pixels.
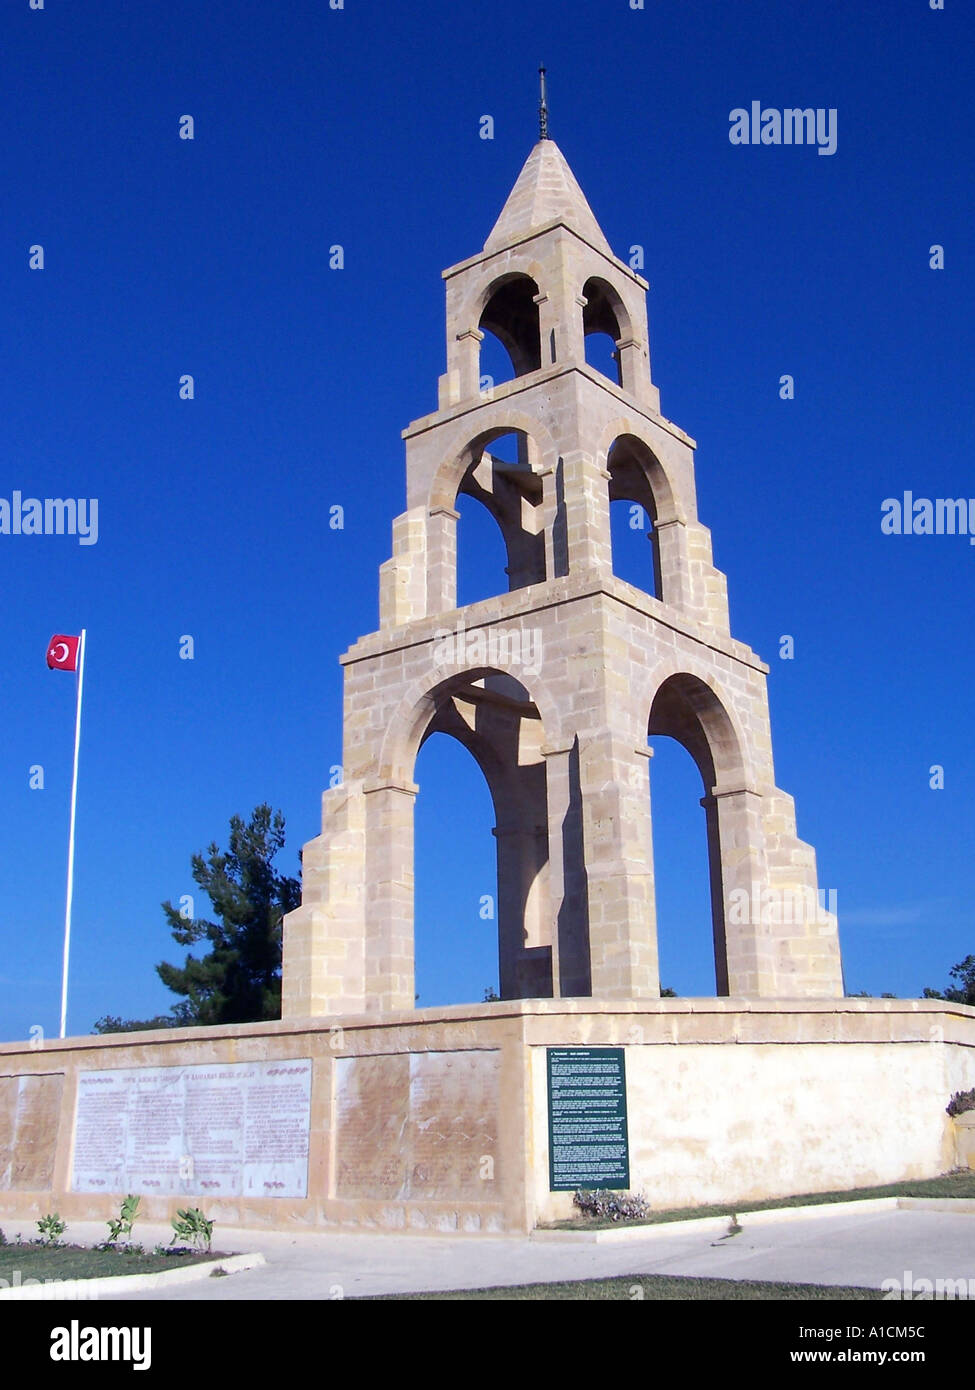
left=540, top=1170, right=975, bottom=1231
left=0, top=1242, right=221, bottom=1281
left=365, top=1274, right=883, bottom=1301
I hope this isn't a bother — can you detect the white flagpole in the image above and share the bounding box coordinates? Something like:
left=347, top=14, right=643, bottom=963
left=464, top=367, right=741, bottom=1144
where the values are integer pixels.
left=59, top=628, right=86, bottom=1040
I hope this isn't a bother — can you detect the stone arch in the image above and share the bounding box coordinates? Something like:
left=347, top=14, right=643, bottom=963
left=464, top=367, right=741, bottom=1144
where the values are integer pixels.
left=381, top=664, right=560, bottom=1001
left=469, top=261, right=548, bottom=324
left=646, top=670, right=752, bottom=995
left=429, top=419, right=556, bottom=598
left=582, top=276, right=632, bottom=385
left=381, top=661, right=562, bottom=789
left=596, top=423, right=683, bottom=527
left=478, top=273, right=542, bottom=379
left=429, top=414, right=555, bottom=513
left=647, top=670, right=749, bottom=791
left=602, top=432, right=683, bottom=601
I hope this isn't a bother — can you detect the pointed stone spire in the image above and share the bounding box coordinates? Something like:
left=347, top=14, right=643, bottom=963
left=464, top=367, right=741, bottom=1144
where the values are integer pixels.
left=483, top=140, right=613, bottom=256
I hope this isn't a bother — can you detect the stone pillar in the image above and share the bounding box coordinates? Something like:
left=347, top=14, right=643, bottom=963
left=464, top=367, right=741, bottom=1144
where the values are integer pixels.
left=282, top=783, right=368, bottom=1018
left=379, top=508, right=427, bottom=628
left=615, top=336, right=642, bottom=396
left=702, top=785, right=777, bottom=997
left=540, top=742, right=571, bottom=997
left=533, top=292, right=557, bottom=368
left=540, top=462, right=568, bottom=581
left=426, top=506, right=458, bottom=616
left=616, top=334, right=660, bottom=412
left=653, top=518, right=690, bottom=613
left=560, top=449, right=612, bottom=576
left=454, top=328, right=484, bottom=400
left=564, top=294, right=588, bottom=365
left=494, top=818, right=552, bottom=1000
left=363, top=778, right=418, bottom=1012
left=581, top=733, right=660, bottom=1000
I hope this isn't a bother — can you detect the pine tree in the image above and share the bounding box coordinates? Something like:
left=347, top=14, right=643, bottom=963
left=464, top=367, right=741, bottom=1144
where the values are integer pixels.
left=93, top=805, right=300, bottom=1032
left=924, top=955, right=975, bottom=1007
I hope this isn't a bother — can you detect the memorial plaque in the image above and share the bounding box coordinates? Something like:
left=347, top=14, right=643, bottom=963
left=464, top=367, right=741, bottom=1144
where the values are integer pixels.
left=0, top=1074, right=64, bottom=1192
left=547, top=1047, right=629, bottom=1191
left=71, top=1059, right=312, bottom=1198
left=334, top=1050, right=500, bottom=1201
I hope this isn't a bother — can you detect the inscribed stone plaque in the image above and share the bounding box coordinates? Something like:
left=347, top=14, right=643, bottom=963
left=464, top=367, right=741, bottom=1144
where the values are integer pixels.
left=547, top=1047, right=629, bottom=1191
left=334, top=1050, right=499, bottom=1201
left=0, top=1074, right=64, bottom=1191
left=71, top=1059, right=312, bottom=1198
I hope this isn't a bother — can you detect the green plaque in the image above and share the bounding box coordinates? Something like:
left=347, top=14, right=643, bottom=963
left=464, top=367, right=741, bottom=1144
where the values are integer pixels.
left=547, top=1046, right=629, bottom=1191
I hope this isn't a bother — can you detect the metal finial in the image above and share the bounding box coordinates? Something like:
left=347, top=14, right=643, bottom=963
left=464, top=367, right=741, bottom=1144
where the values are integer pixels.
left=539, top=65, right=549, bottom=140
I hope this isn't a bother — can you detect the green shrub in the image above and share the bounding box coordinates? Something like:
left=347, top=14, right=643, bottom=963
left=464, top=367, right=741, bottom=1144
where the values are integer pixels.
left=171, top=1207, right=214, bottom=1253
left=106, top=1194, right=142, bottom=1245
left=36, top=1212, right=67, bottom=1245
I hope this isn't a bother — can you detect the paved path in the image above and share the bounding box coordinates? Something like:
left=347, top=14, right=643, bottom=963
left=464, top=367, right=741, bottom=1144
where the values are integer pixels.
left=7, top=1207, right=972, bottom=1299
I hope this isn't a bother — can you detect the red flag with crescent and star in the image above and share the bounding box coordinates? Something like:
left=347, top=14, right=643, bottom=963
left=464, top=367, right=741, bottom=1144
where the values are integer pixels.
left=46, top=634, right=81, bottom=671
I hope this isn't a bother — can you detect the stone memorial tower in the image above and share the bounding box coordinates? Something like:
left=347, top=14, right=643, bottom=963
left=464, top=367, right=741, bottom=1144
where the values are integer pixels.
left=4, top=117, right=970, bottom=1242
left=282, top=134, right=844, bottom=1019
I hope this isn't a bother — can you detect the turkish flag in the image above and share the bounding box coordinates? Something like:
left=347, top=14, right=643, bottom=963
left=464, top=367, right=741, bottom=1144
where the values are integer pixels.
left=46, top=634, right=80, bottom=671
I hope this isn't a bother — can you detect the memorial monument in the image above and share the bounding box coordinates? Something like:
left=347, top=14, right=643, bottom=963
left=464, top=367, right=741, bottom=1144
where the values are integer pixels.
left=281, top=125, right=844, bottom=1016
left=1, top=115, right=973, bottom=1236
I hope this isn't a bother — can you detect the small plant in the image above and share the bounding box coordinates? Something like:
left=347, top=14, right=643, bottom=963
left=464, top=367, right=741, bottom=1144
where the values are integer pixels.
left=106, top=1193, right=142, bottom=1246
left=572, top=1189, right=652, bottom=1222
left=36, top=1212, right=67, bottom=1245
left=947, top=1088, right=975, bottom=1118
left=0, top=1227, right=6, bottom=1246
left=171, top=1207, right=214, bottom=1253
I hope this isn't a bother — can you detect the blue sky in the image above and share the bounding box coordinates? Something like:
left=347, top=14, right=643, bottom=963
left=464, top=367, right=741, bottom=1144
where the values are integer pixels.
left=1, top=0, right=972, bottom=1039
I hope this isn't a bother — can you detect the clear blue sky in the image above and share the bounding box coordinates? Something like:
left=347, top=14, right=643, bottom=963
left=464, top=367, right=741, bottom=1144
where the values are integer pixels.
left=2, top=0, right=972, bottom=1039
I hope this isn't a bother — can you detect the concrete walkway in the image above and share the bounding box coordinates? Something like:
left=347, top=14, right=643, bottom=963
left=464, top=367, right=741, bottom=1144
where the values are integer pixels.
left=5, top=1206, right=973, bottom=1299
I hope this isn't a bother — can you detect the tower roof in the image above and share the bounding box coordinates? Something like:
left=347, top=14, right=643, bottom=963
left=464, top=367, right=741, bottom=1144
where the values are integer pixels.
left=484, top=140, right=613, bottom=256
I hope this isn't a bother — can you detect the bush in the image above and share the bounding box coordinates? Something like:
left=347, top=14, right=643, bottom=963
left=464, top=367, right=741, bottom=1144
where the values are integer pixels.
left=947, top=1088, right=975, bottom=1118
left=573, top=1189, right=652, bottom=1222
left=171, top=1207, right=214, bottom=1253
left=36, top=1212, right=67, bottom=1245
left=106, top=1194, right=141, bottom=1246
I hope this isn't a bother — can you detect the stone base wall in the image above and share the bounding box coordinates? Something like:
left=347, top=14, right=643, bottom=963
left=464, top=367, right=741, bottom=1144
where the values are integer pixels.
left=954, top=1112, right=975, bottom=1171
left=0, top=999, right=972, bottom=1235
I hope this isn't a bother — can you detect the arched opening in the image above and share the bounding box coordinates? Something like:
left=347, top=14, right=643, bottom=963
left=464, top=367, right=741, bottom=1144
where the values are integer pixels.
left=648, top=674, right=745, bottom=996
left=412, top=671, right=553, bottom=1004
left=414, top=732, right=500, bottom=1006
left=583, top=276, right=625, bottom=385
left=607, top=435, right=662, bottom=599
left=647, top=737, right=717, bottom=995
left=609, top=498, right=657, bottom=595
left=479, top=275, right=542, bottom=389
left=478, top=330, right=517, bottom=395
left=457, top=430, right=545, bottom=599
left=456, top=493, right=510, bottom=607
